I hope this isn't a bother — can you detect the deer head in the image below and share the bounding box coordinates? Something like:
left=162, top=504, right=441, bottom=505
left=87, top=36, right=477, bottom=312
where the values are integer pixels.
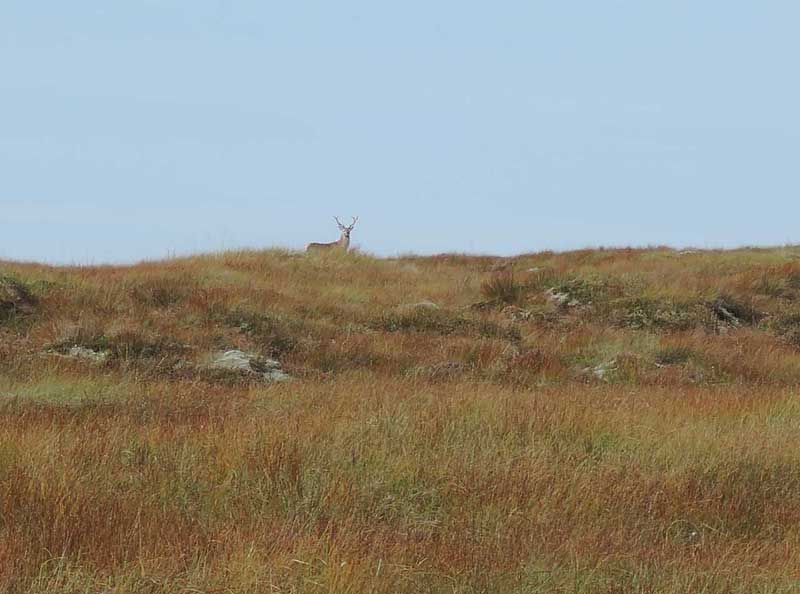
left=335, top=216, right=358, bottom=244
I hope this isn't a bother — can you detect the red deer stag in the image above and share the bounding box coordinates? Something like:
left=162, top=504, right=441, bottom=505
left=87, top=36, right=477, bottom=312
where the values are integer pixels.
left=306, top=217, right=358, bottom=253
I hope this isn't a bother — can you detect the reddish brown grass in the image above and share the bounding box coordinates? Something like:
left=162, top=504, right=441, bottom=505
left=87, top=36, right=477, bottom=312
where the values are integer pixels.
left=1, top=247, right=800, bottom=592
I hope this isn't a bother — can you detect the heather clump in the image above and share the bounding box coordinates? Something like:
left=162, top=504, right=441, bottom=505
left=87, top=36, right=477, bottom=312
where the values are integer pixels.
left=49, top=319, right=186, bottom=365
left=0, top=275, right=37, bottom=323
left=615, top=297, right=709, bottom=331
left=480, top=271, right=524, bottom=305
left=213, top=306, right=299, bottom=356
left=130, top=273, right=196, bottom=308
left=371, top=307, right=518, bottom=341
left=654, top=345, right=694, bottom=366
left=709, top=293, right=764, bottom=326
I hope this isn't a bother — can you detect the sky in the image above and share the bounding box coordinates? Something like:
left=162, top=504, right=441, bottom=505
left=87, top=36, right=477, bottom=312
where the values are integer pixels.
left=1, top=1, right=799, bottom=264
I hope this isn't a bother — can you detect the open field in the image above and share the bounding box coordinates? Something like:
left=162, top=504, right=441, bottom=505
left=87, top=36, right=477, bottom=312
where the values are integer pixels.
left=3, top=246, right=800, bottom=592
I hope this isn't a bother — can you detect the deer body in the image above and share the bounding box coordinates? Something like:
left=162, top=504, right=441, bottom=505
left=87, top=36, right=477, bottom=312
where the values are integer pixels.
left=306, top=217, right=358, bottom=252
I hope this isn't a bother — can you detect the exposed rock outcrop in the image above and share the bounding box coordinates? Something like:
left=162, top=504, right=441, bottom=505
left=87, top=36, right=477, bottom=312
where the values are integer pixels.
left=66, top=346, right=110, bottom=365
left=205, top=350, right=292, bottom=383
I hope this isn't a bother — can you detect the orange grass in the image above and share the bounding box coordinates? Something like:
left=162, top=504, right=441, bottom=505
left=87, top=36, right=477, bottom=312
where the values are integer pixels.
left=2, top=246, right=800, bottom=592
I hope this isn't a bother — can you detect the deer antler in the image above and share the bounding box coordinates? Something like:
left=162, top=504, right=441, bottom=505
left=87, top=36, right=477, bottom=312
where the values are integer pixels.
left=334, top=216, right=358, bottom=231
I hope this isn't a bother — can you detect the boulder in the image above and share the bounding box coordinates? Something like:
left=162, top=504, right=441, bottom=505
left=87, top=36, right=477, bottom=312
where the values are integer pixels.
left=67, top=346, right=110, bottom=365
left=206, top=350, right=292, bottom=383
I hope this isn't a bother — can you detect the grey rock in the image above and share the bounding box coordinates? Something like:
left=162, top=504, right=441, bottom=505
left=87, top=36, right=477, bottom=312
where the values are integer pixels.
left=545, top=289, right=580, bottom=308
left=583, top=360, right=617, bottom=381
left=713, top=305, right=741, bottom=327
left=397, top=300, right=440, bottom=311
left=206, top=350, right=292, bottom=382
left=66, top=346, right=110, bottom=365
left=502, top=305, right=534, bottom=321
left=263, top=368, right=293, bottom=382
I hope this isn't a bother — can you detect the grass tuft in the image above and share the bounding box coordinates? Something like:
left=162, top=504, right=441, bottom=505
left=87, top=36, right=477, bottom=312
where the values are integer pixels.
left=0, top=274, right=37, bottom=323
left=480, top=271, right=523, bottom=305
left=710, top=293, right=764, bottom=325
left=654, top=345, right=694, bottom=366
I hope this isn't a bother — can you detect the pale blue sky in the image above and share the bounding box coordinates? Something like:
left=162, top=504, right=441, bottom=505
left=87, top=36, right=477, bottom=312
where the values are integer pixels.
left=2, top=2, right=798, bottom=263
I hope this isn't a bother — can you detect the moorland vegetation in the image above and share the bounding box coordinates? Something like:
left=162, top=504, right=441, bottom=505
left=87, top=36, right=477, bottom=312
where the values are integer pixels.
left=2, top=246, right=800, bottom=592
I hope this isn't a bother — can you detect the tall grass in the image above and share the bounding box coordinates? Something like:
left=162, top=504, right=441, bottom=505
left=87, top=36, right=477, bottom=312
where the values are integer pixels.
left=2, top=246, right=800, bottom=592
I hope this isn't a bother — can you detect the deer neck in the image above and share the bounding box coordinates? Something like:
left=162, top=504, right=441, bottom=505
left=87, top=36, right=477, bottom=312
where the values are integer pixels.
left=338, top=233, right=350, bottom=251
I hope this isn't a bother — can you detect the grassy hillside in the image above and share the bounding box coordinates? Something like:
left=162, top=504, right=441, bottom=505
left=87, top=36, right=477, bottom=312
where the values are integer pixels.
left=3, top=246, right=800, bottom=593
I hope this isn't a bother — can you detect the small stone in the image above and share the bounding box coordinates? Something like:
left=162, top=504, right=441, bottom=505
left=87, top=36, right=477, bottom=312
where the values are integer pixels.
left=545, top=289, right=572, bottom=307
left=264, top=369, right=293, bottom=382
left=582, top=359, right=617, bottom=381
left=397, top=300, right=440, bottom=311
left=713, top=305, right=741, bottom=327
left=502, top=305, right=533, bottom=321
